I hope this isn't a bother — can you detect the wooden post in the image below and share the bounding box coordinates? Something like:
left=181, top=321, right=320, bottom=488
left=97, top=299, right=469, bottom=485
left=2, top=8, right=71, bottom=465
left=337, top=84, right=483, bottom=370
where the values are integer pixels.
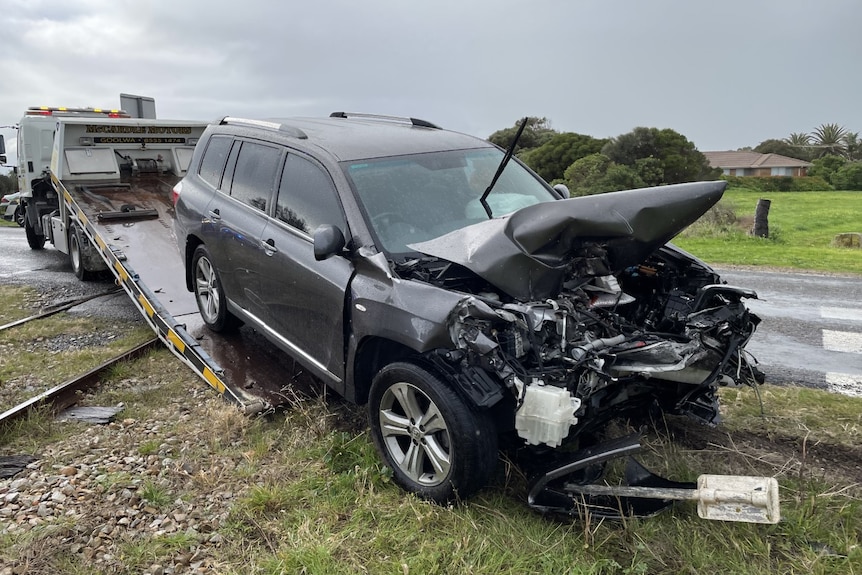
left=751, top=199, right=771, bottom=238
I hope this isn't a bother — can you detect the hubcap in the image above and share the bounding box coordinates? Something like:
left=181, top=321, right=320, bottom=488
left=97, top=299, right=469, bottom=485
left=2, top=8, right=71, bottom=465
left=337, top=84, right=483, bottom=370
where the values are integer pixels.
left=70, top=234, right=81, bottom=270
left=378, top=382, right=451, bottom=486
left=195, top=256, right=220, bottom=323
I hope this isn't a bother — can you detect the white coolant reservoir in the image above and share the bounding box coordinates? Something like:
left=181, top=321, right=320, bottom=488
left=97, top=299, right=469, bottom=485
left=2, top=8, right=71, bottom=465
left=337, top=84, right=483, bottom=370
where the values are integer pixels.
left=515, top=381, right=581, bottom=448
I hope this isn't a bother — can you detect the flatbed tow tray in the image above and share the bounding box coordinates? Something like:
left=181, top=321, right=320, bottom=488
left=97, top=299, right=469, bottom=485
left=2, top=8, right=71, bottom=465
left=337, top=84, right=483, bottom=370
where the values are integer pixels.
left=59, top=175, right=298, bottom=412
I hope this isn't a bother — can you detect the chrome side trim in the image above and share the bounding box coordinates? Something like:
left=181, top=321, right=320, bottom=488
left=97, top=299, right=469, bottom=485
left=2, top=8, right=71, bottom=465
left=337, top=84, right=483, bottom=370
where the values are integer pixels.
left=237, top=306, right=342, bottom=384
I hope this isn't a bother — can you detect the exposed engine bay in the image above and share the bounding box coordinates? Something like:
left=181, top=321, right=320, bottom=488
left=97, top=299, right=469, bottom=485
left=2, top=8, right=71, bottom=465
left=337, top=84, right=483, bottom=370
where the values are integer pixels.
left=399, top=243, right=761, bottom=450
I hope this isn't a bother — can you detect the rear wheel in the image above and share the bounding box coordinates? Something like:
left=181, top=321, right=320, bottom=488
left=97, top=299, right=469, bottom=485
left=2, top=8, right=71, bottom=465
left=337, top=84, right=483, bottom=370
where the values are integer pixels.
left=25, top=218, right=45, bottom=250
left=69, top=223, right=97, bottom=281
left=14, top=207, right=25, bottom=227
left=369, top=362, right=498, bottom=503
left=192, top=245, right=241, bottom=332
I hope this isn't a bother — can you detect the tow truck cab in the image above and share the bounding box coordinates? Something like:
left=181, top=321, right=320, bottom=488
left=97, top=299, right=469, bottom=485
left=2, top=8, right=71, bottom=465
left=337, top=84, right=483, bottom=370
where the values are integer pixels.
left=15, top=107, right=133, bottom=248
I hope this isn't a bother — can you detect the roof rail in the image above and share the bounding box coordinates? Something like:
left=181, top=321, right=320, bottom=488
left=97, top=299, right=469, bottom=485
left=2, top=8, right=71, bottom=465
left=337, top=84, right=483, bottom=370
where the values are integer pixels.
left=329, top=112, right=440, bottom=129
left=219, top=117, right=308, bottom=139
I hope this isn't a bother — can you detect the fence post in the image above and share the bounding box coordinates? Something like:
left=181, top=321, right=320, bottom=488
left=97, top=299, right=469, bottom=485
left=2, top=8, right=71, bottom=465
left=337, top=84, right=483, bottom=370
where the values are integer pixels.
left=751, top=199, right=771, bottom=238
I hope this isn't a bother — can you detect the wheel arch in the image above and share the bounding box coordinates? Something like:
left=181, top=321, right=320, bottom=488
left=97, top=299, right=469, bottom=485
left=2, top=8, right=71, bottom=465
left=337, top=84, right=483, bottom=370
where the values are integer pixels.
left=183, top=234, right=204, bottom=291
left=350, top=336, right=419, bottom=405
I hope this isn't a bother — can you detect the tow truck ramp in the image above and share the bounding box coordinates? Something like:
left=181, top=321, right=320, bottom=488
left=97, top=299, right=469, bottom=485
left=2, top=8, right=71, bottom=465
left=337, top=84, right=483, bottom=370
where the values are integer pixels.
left=52, top=173, right=268, bottom=414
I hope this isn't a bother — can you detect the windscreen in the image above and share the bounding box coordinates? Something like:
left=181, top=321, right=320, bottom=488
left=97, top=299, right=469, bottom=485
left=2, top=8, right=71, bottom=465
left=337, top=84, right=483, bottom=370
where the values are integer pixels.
left=343, top=148, right=556, bottom=255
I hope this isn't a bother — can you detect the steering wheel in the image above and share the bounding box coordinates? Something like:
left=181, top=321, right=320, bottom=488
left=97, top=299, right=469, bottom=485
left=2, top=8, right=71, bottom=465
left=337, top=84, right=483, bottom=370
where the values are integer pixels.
left=371, top=211, right=405, bottom=228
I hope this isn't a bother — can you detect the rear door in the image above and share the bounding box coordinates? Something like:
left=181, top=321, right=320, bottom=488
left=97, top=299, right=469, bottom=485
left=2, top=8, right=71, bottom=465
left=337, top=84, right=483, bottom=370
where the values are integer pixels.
left=257, top=152, right=354, bottom=382
left=203, top=139, right=282, bottom=316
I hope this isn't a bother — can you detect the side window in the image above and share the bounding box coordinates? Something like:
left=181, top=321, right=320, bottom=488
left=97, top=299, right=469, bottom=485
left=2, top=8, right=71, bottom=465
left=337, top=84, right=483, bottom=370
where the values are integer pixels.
left=276, top=154, right=347, bottom=235
left=229, top=141, right=281, bottom=212
left=198, top=135, right=233, bottom=188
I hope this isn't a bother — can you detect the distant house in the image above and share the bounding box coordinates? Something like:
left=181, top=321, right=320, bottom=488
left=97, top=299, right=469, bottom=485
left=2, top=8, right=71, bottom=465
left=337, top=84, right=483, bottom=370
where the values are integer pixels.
left=703, top=151, right=811, bottom=177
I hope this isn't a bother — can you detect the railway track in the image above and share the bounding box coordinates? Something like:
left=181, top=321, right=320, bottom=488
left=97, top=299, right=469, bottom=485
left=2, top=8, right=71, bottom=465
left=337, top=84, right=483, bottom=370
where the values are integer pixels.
left=0, top=289, right=164, bottom=428
left=0, top=336, right=162, bottom=428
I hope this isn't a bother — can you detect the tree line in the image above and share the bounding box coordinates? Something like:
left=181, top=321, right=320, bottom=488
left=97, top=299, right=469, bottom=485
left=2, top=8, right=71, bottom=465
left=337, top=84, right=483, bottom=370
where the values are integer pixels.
left=488, top=118, right=719, bottom=197
left=488, top=118, right=862, bottom=193
left=0, top=172, right=17, bottom=196
left=749, top=123, right=862, bottom=190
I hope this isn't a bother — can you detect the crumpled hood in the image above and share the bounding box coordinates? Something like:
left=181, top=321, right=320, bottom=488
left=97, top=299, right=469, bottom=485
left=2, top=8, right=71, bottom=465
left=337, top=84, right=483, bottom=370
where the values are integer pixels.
left=408, top=181, right=726, bottom=301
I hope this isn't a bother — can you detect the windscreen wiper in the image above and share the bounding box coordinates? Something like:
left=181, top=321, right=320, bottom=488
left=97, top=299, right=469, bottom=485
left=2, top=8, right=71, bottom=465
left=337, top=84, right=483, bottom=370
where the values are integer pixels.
left=479, top=117, right=528, bottom=218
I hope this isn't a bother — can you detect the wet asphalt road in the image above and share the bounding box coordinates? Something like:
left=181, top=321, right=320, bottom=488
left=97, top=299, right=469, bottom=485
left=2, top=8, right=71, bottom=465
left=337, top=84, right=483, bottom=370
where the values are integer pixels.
left=0, top=225, right=140, bottom=321
left=2, top=224, right=860, bottom=395
left=718, top=268, right=861, bottom=395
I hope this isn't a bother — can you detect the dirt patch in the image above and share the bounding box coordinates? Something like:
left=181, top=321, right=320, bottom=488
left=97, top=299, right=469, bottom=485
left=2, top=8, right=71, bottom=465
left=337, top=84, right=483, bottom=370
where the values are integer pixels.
left=665, top=417, right=862, bottom=488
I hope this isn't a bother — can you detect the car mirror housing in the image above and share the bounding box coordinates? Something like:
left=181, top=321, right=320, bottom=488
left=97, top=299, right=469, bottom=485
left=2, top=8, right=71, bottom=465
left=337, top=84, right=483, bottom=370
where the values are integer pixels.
left=313, top=224, right=346, bottom=261
left=552, top=183, right=570, bottom=199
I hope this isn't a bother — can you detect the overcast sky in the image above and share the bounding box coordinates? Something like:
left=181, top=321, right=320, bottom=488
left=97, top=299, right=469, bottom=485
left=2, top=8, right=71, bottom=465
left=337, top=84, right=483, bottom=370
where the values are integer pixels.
left=1, top=0, right=860, bottom=171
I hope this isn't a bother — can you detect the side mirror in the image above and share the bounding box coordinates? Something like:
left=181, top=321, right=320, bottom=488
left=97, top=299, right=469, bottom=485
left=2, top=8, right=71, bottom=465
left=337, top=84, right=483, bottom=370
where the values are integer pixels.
left=552, top=183, right=570, bottom=199
left=313, top=224, right=346, bottom=261
left=0, top=134, right=5, bottom=154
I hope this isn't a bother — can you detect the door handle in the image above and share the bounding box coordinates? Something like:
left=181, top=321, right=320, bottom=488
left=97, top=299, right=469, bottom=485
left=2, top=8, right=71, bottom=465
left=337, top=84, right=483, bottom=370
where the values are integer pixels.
left=261, top=238, right=278, bottom=255
left=207, top=208, right=221, bottom=221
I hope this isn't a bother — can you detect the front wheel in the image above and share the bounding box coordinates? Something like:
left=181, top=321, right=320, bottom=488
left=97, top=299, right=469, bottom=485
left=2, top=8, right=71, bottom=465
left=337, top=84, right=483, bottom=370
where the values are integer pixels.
left=25, top=218, right=45, bottom=250
left=14, top=207, right=25, bottom=228
left=368, top=362, right=498, bottom=503
left=192, top=245, right=241, bottom=332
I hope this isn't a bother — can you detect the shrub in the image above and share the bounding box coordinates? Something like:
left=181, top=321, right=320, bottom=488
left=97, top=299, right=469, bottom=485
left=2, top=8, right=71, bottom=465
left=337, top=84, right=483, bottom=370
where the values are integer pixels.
left=832, top=162, right=862, bottom=190
left=721, top=175, right=832, bottom=192
left=680, top=200, right=740, bottom=237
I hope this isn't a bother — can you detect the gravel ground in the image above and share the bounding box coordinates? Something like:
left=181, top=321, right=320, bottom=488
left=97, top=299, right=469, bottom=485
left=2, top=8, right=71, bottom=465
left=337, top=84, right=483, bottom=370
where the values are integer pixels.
left=1, top=380, right=244, bottom=575
left=0, top=233, right=235, bottom=573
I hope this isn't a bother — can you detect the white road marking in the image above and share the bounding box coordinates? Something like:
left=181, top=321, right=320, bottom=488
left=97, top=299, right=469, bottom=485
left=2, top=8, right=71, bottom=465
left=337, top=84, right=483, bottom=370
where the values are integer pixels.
left=821, top=307, right=862, bottom=322
left=822, top=329, right=862, bottom=354
left=826, top=373, right=862, bottom=397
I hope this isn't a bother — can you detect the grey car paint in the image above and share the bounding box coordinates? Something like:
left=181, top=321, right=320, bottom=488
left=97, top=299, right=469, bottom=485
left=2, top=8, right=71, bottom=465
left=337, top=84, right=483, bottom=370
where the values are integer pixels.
left=409, top=181, right=726, bottom=301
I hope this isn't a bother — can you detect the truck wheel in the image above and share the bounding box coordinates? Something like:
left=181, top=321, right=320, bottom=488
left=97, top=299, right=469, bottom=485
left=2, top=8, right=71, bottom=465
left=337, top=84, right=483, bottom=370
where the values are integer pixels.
left=368, top=362, right=498, bottom=503
left=25, top=219, right=46, bottom=250
left=192, top=245, right=241, bottom=332
left=69, top=223, right=96, bottom=281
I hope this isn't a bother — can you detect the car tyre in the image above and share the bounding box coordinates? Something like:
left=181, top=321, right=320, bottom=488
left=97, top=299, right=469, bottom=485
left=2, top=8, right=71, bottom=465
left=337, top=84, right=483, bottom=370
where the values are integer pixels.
left=69, top=223, right=97, bottom=281
left=25, top=218, right=46, bottom=250
left=192, top=245, right=241, bottom=332
left=369, top=362, right=498, bottom=503
left=14, top=207, right=25, bottom=228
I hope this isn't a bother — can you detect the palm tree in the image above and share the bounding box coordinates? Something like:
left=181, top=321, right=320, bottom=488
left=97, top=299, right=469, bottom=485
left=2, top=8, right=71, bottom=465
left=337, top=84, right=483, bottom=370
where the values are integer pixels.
left=842, top=132, right=860, bottom=161
left=784, top=132, right=813, bottom=160
left=811, top=123, right=847, bottom=158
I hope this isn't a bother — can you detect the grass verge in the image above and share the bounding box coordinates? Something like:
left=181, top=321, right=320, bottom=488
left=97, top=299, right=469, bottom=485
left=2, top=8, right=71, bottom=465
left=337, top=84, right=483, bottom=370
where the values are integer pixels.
left=1, top=340, right=860, bottom=574
left=676, top=189, right=862, bottom=275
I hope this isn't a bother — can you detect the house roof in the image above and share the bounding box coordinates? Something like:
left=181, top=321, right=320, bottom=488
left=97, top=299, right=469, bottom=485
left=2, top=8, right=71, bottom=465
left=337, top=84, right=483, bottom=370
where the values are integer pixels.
left=703, top=151, right=811, bottom=169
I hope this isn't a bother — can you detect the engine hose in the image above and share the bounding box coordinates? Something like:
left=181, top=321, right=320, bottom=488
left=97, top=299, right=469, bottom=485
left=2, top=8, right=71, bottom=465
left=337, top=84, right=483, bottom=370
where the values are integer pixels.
left=569, top=334, right=627, bottom=362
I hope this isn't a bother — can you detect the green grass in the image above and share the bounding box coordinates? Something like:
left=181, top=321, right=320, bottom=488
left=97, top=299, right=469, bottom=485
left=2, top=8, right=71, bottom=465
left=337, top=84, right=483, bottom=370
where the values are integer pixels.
left=675, top=189, right=862, bottom=274
left=2, top=343, right=861, bottom=573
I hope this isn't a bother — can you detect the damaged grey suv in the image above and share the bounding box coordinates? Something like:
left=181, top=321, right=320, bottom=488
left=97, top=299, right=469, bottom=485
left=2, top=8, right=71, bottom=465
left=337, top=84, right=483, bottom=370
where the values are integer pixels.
left=174, top=113, right=762, bottom=513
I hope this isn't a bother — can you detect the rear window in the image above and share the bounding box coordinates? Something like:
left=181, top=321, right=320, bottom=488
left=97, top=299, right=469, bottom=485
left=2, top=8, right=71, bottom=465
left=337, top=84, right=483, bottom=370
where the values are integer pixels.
left=198, top=135, right=233, bottom=188
left=229, top=141, right=282, bottom=212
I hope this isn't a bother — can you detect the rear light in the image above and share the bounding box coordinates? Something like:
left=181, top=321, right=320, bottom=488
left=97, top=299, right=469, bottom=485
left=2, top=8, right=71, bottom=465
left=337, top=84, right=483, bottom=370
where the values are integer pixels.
left=171, top=181, right=183, bottom=206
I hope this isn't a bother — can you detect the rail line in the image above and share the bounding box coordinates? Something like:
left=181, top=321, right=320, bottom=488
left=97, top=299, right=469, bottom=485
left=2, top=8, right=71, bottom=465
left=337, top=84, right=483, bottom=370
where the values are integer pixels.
left=0, top=288, right=123, bottom=333
left=0, top=337, right=162, bottom=427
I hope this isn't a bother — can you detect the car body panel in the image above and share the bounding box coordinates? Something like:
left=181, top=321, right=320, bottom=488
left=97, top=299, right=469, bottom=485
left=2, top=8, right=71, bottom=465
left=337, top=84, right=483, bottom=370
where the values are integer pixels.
left=409, top=181, right=726, bottom=301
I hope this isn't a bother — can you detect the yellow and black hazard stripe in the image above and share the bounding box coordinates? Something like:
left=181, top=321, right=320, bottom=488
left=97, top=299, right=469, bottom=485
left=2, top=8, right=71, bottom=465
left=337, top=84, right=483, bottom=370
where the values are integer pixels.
left=52, top=175, right=264, bottom=412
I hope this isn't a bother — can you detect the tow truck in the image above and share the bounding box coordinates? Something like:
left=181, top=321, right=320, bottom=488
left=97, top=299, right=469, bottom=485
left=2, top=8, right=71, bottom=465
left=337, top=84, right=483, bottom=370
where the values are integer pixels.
left=0, top=103, right=269, bottom=413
